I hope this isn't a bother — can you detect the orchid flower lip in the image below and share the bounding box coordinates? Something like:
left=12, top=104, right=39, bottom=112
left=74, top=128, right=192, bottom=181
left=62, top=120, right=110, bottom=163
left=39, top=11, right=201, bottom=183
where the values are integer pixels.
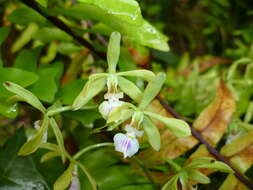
left=113, top=125, right=143, bottom=158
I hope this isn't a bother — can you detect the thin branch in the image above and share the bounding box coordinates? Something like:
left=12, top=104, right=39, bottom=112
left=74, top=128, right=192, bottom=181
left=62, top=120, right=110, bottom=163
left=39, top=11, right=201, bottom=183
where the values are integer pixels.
left=20, top=0, right=253, bottom=188
left=21, top=0, right=106, bottom=59
left=156, top=96, right=253, bottom=189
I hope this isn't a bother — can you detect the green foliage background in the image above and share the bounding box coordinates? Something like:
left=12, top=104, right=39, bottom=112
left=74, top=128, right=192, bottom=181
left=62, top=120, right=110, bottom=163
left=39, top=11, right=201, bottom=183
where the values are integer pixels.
left=1, top=0, right=253, bottom=189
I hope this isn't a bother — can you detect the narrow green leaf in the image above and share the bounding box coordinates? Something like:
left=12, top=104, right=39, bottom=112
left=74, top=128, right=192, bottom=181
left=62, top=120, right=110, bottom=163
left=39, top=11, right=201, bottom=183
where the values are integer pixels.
left=142, top=116, right=161, bottom=151
left=179, top=171, right=189, bottom=190
left=54, top=163, right=75, bottom=190
left=118, top=76, right=142, bottom=102
left=117, top=70, right=155, bottom=82
left=145, top=111, right=191, bottom=137
left=49, top=118, right=66, bottom=163
left=162, top=175, right=179, bottom=190
left=186, top=157, right=233, bottom=173
left=3, top=81, right=46, bottom=113
left=40, top=151, right=60, bottom=163
left=107, top=32, right=121, bottom=73
left=12, top=23, right=39, bottom=53
left=18, top=117, right=49, bottom=155
left=187, top=170, right=210, bottom=184
left=72, top=77, right=106, bottom=110
left=139, top=72, right=166, bottom=110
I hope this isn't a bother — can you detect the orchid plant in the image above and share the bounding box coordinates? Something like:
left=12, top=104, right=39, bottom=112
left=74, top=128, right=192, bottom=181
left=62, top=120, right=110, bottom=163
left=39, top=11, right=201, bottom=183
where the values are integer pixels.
left=3, top=32, right=191, bottom=189
left=72, top=32, right=191, bottom=158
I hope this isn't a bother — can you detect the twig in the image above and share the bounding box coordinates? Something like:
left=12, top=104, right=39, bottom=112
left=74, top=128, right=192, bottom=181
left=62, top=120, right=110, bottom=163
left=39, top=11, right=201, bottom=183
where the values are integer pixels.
left=19, top=0, right=253, bottom=188
left=156, top=96, right=253, bottom=189
left=21, top=0, right=106, bottom=59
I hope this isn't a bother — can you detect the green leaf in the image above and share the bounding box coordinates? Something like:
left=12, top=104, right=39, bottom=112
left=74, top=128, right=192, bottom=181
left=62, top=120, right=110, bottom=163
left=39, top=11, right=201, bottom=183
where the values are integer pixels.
left=33, top=27, right=72, bottom=43
left=54, top=163, right=75, bottom=190
left=12, top=23, right=39, bottom=53
left=142, top=116, right=161, bottom=151
left=187, top=169, right=210, bottom=184
left=57, top=79, right=87, bottom=105
left=0, top=26, right=10, bottom=45
left=63, top=108, right=101, bottom=126
left=0, top=67, right=38, bottom=98
left=0, top=129, right=50, bottom=189
left=72, top=77, right=106, bottom=110
left=7, top=7, right=46, bottom=26
left=145, top=112, right=191, bottom=137
left=29, top=62, right=63, bottom=103
left=77, top=0, right=143, bottom=25
left=35, top=0, right=48, bottom=7
left=18, top=117, right=49, bottom=155
left=139, top=72, right=166, bottom=109
left=118, top=76, right=142, bottom=102
left=118, top=70, right=155, bottom=82
left=52, top=4, right=169, bottom=51
left=14, top=47, right=42, bottom=72
left=0, top=99, right=18, bottom=118
left=40, top=151, right=61, bottom=163
left=162, top=175, right=179, bottom=190
left=49, top=118, right=66, bottom=163
left=178, top=171, right=188, bottom=190
left=107, top=31, right=121, bottom=74
left=186, top=157, right=233, bottom=173
left=3, top=81, right=46, bottom=113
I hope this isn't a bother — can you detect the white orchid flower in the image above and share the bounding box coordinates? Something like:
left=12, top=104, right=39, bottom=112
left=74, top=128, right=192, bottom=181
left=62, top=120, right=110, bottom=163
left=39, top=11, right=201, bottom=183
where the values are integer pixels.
left=113, top=124, right=143, bottom=158
left=99, top=92, right=124, bottom=119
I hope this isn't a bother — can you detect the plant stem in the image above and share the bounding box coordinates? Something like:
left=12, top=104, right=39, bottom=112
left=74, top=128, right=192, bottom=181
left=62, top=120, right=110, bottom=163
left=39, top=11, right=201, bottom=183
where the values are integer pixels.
left=21, top=0, right=106, bottom=59
left=74, top=142, right=114, bottom=160
left=156, top=95, right=253, bottom=189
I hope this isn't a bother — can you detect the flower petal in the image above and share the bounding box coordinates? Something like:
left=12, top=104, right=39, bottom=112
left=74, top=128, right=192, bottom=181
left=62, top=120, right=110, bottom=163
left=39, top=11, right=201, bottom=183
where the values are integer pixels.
left=113, top=133, right=139, bottom=158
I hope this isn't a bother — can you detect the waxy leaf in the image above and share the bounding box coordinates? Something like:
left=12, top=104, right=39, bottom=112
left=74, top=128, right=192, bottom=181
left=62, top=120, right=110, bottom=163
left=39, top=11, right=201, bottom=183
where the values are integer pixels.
left=118, top=76, right=142, bottom=102
left=3, top=81, right=46, bottom=113
left=0, top=129, right=50, bottom=189
left=107, top=32, right=121, bottom=74
left=18, top=117, right=49, bottom=155
left=143, top=116, right=161, bottom=151
left=139, top=72, right=166, bottom=110
left=72, top=77, right=106, bottom=110
left=52, top=4, right=169, bottom=51
left=78, top=0, right=143, bottom=25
